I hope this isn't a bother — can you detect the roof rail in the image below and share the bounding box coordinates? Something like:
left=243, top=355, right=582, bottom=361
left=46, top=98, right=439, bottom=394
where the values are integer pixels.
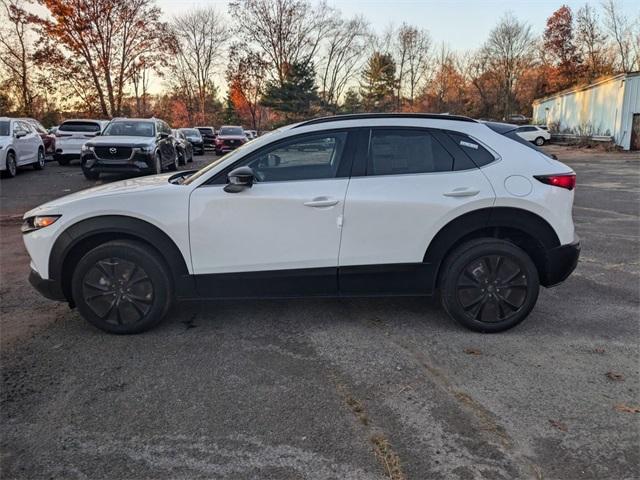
left=293, top=113, right=477, bottom=128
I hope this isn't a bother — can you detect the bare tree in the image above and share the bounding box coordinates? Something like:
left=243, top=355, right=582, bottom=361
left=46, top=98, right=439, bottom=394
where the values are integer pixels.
left=172, top=7, right=228, bottom=124
left=394, top=23, right=431, bottom=109
left=576, top=4, right=611, bottom=80
left=602, top=0, right=633, bottom=72
left=318, top=14, right=369, bottom=111
left=0, top=0, right=36, bottom=115
left=484, top=13, right=534, bottom=117
left=229, top=0, right=333, bottom=87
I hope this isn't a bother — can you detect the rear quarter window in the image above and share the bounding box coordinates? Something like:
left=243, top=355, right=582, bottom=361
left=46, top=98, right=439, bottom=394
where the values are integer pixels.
left=446, top=133, right=496, bottom=167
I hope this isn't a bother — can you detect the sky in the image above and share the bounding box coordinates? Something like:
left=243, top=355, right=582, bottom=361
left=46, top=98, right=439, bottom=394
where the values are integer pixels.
left=157, top=0, right=639, bottom=52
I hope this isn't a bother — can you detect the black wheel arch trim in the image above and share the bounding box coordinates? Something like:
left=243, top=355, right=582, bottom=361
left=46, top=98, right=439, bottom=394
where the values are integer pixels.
left=423, top=207, right=562, bottom=290
left=49, top=215, right=193, bottom=302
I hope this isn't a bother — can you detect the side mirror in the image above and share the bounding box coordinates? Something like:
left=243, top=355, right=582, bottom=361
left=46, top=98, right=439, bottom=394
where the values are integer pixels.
left=14, top=130, right=26, bottom=138
left=159, top=132, right=169, bottom=139
left=224, top=166, right=255, bottom=193
left=94, top=131, right=101, bottom=136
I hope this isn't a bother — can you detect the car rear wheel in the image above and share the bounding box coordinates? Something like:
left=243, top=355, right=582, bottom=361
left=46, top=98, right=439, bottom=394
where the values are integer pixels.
left=439, top=238, right=539, bottom=333
left=71, top=240, right=173, bottom=334
left=534, top=136, right=545, bottom=146
left=3, top=151, right=17, bottom=178
left=33, top=149, right=45, bottom=170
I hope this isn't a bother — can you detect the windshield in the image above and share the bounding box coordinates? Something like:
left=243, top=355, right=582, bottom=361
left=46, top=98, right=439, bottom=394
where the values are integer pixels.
left=59, top=121, right=102, bottom=133
left=197, top=128, right=214, bottom=135
left=103, top=121, right=155, bottom=137
left=219, top=127, right=243, bottom=136
left=0, top=121, right=9, bottom=136
left=181, top=129, right=201, bottom=136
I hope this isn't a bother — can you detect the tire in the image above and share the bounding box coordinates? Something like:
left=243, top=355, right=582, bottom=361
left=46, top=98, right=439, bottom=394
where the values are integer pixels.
left=534, top=136, right=545, bottom=146
left=71, top=240, right=173, bottom=334
left=154, top=152, right=162, bottom=174
left=2, top=151, right=17, bottom=178
left=57, top=156, right=70, bottom=166
left=33, top=149, right=46, bottom=170
left=439, top=238, right=540, bottom=333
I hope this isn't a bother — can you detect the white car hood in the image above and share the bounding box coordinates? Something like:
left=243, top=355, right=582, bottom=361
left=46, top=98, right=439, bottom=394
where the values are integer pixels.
left=25, top=173, right=175, bottom=216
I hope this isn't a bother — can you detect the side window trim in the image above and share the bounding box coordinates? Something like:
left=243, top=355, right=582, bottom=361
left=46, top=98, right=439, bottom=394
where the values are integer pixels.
left=205, top=128, right=357, bottom=185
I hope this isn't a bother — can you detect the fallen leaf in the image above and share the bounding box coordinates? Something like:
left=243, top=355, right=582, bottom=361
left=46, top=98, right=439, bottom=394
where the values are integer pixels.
left=593, top=347, right=605, bottom=354
left=464, top=348, right=482, bottom=355
left=614, top=404, right=640, bottom=414
left=548, top=419, right=568, bottom=431
left=606, top=371, right=624, bottom=382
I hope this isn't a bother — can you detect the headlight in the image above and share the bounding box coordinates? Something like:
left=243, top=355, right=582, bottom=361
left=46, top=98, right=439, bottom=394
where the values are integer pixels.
left=21, top=215, right=61, bottom=234
left=81, top=144, right=94, bottom=152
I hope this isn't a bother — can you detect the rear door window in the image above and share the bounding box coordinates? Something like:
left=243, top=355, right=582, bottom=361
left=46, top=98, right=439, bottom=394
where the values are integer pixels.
left=367, top=129, right=453, bottom=176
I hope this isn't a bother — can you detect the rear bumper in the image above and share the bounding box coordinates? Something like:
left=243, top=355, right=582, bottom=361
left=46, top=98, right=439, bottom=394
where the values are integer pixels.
left=542, top=239, right=581, bottom=287
left=29, top=269, right=66, bottom=302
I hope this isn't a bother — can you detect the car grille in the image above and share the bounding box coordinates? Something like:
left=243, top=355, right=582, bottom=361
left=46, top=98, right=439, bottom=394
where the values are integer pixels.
left=94, top=146, right=133, bottom=161
left=223, top=139, right=242, bottom=147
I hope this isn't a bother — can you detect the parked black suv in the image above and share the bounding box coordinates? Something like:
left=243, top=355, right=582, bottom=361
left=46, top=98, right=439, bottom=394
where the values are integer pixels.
left=179, top=128, right=205, bottom=155
left=195, top=126, right=216, bottom=149
left=80, top=119, right=178, bottom=180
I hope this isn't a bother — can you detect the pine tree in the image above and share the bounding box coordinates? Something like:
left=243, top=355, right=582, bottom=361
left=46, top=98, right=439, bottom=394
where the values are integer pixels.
left=261, top=61, right=319, bottom=121
left=360, top=52, right=397, bottom=112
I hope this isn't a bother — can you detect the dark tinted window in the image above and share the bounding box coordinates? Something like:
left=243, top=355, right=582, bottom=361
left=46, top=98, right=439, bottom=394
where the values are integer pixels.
left=0, top=121, right=9, bottom=136
left=244, top=132, right=347, bottom=182
left=59, top=121, right=102, bottom=132
left=368, top=129, right=453, bottom=176
left=181, top=128, right=200, bottom=136
left=103, top=121, right=154, bottom=137
left=447, top=133, right=495, bottom=167
left=517, top=126, right=537, bottom=132
left=197, top=128, right=214, bottom=135
left=219, top=126, right=244, bottom=136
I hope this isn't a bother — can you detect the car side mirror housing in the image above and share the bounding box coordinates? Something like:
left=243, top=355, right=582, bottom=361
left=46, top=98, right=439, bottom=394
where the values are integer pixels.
left=14, top=131, right=26, bottom=138
left=224, top=166, right=255, bottom=193
left=159, top=132, right=169, bottom=139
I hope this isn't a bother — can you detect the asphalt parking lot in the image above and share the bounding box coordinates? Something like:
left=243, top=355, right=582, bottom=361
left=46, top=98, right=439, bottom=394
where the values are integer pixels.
left=1, top=146, right=638, bottom=479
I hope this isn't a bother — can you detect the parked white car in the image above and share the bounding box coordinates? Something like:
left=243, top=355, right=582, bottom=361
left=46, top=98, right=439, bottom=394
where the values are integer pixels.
left=0, top=117, right=46, bottom=178
left=23, top=114, right=580, bottom=334
left=515, top=125, right=551, bottom=146
left=55, top=119, right=108, bottom=165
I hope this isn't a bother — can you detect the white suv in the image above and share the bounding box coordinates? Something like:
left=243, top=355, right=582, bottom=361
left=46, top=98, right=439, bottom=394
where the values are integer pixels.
left=1, top=117, right=46, bottom=178
left=54, top=119, right=107, bottom=165
left=22, top=114, right=580, bottom=334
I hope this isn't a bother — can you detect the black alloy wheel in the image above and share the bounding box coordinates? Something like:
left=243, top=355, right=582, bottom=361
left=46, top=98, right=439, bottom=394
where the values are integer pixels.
left=440, top=238, right=539, bottom=333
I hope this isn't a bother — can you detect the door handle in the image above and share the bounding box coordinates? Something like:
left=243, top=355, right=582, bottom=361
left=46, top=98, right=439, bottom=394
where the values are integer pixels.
left=443, top=188, right=480, bottom=197
left=304, top=197, right=339, bottom=208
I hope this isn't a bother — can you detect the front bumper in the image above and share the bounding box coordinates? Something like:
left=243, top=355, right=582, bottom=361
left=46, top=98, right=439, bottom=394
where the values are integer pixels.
left=29, top=269, right=66, bottom=302
left=542, top=239, right=581, bottom=287
left=81, top=151, right=155, bottom=174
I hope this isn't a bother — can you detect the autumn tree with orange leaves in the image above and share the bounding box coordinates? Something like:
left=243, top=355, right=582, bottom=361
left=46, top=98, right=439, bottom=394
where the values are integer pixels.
left=32, top=0, right=175, bottom=117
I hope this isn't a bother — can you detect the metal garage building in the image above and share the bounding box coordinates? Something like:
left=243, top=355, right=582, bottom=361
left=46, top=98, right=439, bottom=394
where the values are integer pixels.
left=532, top=71, right=640, bottom=150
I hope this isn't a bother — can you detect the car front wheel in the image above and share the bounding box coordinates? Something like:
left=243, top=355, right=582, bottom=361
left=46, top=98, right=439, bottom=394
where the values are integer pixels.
left=534, top=136, right=545, bottom=146
left=71, top=240, right=173, bottom=334
left=3, top=151, right=17, bottom=178
left=439, top=238, right=539, bottom=333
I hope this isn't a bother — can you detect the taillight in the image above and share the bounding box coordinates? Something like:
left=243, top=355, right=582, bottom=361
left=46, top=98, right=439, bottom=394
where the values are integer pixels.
left=534, top=173, right=576, bottom=190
